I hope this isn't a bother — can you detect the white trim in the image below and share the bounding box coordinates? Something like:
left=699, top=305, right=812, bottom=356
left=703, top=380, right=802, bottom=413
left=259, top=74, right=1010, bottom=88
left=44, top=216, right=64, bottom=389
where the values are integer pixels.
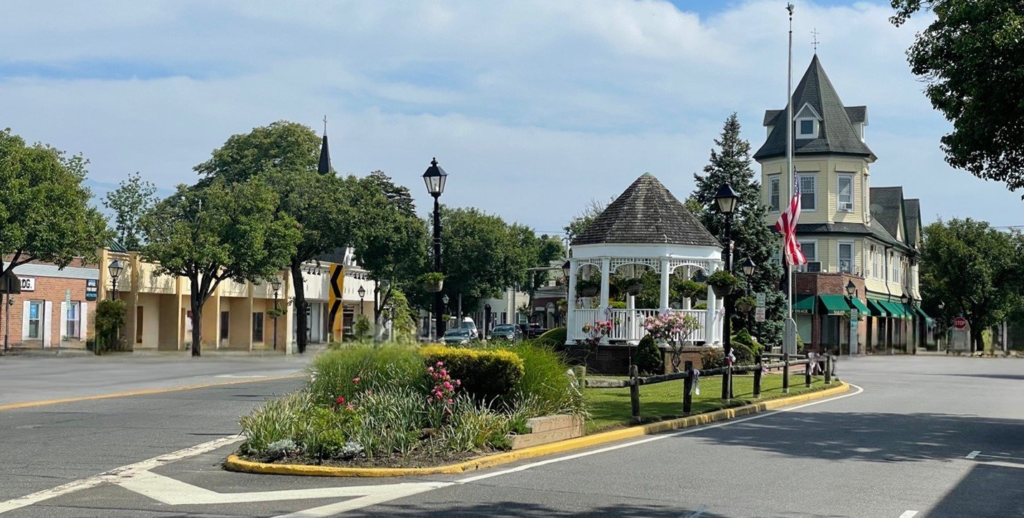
left=837, top=174, right=854, bottom=212
left=60, top=301, right=68, bottom=341
left=794, top=103, right=822, bottom=120
left=43, top=301, right=53, bottom=348
left=22, top=301, right=31, bottom=341
left=797, top=173, right=818, bottom=212
left=81, top=302, right=88, bottom=342
left=768, top=175, right=781, bottom=212
left=797, top=239, right=819, bottom=273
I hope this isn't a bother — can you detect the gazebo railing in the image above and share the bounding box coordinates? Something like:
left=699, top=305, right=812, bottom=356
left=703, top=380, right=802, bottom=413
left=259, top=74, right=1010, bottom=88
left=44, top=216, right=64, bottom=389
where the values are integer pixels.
left=571, top=308, right=708, bottom=344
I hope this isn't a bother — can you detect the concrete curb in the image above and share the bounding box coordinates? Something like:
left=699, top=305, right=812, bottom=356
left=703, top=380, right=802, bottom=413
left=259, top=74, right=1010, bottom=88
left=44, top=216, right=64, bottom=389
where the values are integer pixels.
left=224, top=381, right=851, bottom=478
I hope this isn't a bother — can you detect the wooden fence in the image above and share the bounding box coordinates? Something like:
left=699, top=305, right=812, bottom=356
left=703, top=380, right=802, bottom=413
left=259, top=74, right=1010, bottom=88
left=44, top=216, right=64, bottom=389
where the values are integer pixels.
left=583, top=353, right=836, bottom=423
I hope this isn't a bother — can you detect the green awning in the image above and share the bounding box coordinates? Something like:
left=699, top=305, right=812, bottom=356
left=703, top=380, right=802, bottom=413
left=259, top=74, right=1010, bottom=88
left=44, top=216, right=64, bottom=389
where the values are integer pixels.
left=914, top=306, right=931, bottom=319
left=794, top=295, right=816, bottom=314
left=903, top=304, right=917, bottom=319
left=848, top=297, right=869, bottom=315
left=867, top=299, right=889, bottom=317
left=882, top=301, right=909, bottom=319
left=819, top=295, right=851, bottom=315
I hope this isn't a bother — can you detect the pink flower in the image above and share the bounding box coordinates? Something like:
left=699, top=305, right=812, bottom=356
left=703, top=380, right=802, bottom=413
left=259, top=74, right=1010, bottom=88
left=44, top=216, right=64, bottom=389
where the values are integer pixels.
left=352, top=377, right=361, bottom=384
left=436, top=361, right=444, bottom=367
left=367, top=390, right=373, bottom=396
left=427, top=397, right=433, bottom=404
left=428, top=366, right=434, bottom=373
left=447, top=398, right=454, bottom=405
left=336, top=396, right=345, bottom=404
left=455, top=379, right=461, bottom=387
left=346, top=403, right=355, bottom=411
left=443, top=381, right=453, bottom=390
left=440, top=369, right=448, bottom=377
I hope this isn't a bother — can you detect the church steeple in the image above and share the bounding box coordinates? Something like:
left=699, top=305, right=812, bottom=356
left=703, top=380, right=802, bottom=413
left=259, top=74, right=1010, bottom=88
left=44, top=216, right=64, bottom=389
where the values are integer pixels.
left=317, top=115, right=331, bottom=175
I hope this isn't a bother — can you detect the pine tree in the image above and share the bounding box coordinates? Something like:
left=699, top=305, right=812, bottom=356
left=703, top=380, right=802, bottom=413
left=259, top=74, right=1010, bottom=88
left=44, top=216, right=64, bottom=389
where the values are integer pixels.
left=689, top=114, right=785, bottom=348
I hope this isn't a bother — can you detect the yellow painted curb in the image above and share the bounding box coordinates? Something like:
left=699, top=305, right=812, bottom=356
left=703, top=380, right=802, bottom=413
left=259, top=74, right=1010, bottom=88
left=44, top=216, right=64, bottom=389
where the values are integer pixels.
left=225, top=381, right=851, bottom=478
left=0, top=372, right=307, bottom=412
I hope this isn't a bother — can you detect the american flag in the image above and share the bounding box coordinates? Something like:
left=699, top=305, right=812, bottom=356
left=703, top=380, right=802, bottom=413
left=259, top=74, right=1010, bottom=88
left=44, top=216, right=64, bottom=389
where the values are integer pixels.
left=775, top=187, right=807, bottom=266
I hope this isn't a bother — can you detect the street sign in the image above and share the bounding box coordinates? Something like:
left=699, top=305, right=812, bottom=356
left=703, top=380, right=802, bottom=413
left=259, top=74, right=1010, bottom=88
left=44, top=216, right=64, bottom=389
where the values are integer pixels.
left=850, top=308, right=859, bottom=320
left=65, top=289, right=71, bottom=305
left=755, top=307, right=766, bottom=322
left=755, top=293, right=765, bottom=307
left=953, top=317, right=968, bottom=330
left=85, top=279, right=98, bottom=301
left=328, top=265, right=345, bottom=339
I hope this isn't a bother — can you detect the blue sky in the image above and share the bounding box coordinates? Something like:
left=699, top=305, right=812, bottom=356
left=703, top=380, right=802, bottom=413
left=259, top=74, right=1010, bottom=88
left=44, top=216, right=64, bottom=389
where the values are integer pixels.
left=1, top=0, right=1021, bottom=234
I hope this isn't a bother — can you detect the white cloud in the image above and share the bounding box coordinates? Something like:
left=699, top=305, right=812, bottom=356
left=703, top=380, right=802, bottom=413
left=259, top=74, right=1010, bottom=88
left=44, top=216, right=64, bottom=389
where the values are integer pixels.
left=0, top=0, right=1019, bottom=233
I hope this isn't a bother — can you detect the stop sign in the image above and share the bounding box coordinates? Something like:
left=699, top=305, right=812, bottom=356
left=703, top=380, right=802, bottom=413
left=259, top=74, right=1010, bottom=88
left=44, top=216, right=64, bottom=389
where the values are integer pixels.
left=953, top=317, right=968, bottom=330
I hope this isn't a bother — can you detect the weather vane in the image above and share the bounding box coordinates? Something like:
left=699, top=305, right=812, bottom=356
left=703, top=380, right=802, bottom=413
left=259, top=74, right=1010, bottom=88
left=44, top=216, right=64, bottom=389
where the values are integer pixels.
left=812, top=28, right=820, bottom=53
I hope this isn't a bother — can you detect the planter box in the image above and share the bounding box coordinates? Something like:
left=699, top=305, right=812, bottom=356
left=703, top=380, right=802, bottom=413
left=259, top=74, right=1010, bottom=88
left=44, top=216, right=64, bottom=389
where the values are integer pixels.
left=508, top=414, right=584, bottom=450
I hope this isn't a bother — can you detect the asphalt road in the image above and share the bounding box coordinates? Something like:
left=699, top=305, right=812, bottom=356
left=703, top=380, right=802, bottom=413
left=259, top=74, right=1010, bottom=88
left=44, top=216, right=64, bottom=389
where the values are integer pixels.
left=0, top=355, right=1022, bottom=517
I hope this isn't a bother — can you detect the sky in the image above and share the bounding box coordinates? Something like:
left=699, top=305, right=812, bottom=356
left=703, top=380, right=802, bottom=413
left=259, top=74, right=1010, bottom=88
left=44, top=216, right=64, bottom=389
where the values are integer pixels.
left=1, top=0, right=1021, bottom=235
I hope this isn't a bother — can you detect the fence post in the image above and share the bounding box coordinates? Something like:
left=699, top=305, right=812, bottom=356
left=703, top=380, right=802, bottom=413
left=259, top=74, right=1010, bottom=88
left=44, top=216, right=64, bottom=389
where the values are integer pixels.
left=825, top=354, right=832, bottom=385
left=782, top=352, right=790, bottom=394
left=683, top=360, right=693, bottom=415
left=629, top=364, right=641, bottom=423
left=721, top=363, right=731, bottom=401
left=753, top=354, right=762, bottom=398
left=805, top=357, right=812, bottom=388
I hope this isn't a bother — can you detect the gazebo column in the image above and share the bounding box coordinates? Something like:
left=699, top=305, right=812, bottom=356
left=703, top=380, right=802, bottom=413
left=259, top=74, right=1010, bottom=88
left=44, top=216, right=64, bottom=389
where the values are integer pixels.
left=659, top=258, right=670, bottom=313
left=599, top=258, right=611, bottom=343
left=706, top=282, right=718, bottom=345
left=567, top=258, right=577, bottom=345
left=682, top=266, right=692, bottom=310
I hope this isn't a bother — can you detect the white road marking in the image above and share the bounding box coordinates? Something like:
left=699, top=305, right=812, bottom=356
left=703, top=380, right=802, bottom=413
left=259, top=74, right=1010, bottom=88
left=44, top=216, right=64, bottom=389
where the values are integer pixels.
left=0, top=435, right=244, bottom=515
left=458, top=384, right=866, bottom=484
left=974, top=453, right=1024, bottom=462
left=899, top=511, right=918, bottom=518
left=966, top=450, right=981, bottom=459
left=271, top=483, right=452, bottom=518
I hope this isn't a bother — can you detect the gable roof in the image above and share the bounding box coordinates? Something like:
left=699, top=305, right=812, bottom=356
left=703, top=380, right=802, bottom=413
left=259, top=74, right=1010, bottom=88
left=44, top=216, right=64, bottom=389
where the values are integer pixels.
left=870, top=186, right=905, bottom=243
left=754, top=55, right=876, bottom=161
left=905, top=199, right=921, bottom=246
left=572, top=174, right=721, bottom=248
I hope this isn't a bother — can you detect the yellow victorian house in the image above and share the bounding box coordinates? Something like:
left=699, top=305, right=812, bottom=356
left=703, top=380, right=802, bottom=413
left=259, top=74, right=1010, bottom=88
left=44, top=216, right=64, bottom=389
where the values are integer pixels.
left=755, top=55, right=933, bottom=355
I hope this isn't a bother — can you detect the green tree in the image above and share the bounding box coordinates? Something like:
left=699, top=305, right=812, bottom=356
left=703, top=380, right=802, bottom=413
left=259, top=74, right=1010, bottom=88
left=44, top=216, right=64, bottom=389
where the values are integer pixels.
left=195, top=121, right=355, bottom=353
left=102, top=172, right=158, bottom=251
left=689, top=114, right=784, bottom=347
left=0, top=128, right=109, bottom=287
left=919, top=218, right=1023, bottom=351
left=891, top=1, right=1024, bottom=192
left=141, top=180, right=301, bottom=356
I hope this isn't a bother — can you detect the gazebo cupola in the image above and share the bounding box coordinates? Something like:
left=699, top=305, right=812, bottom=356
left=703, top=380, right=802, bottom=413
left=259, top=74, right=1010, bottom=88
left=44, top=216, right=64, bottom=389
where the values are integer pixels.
left=567, top=173, right=725, bottom=345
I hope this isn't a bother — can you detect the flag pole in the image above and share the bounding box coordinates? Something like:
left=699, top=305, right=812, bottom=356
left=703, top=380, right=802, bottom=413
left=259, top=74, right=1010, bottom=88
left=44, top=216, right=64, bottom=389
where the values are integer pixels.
left=784, top=2, right=797, bottom=354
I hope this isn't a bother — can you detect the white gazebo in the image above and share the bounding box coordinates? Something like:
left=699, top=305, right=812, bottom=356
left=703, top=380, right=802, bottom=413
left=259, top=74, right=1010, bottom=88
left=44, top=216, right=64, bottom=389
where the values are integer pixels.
left=567, top=173, right=725, bottom=346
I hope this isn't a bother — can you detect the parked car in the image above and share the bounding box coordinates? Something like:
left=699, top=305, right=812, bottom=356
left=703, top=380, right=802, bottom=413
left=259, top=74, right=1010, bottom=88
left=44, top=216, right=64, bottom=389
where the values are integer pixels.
left=490, top=324, right=523, bottom=342
left=442, top=328, right=474, bottom=346
left=459, top=317, right=479, bottom=339
left=520, top=323, right=547, bottom=339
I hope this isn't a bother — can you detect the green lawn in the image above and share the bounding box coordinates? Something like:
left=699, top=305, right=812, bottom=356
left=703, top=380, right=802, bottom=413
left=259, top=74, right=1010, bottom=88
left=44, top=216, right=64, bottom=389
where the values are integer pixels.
left=584, top=373, right=831, bottom=434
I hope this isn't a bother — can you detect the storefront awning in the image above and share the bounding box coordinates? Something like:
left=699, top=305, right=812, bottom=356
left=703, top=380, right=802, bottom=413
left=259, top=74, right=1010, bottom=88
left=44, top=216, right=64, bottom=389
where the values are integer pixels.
left=867, top=299, right=889, bottom=317
left=914, top=306, right=931, bottom=320
left=903, top=304, right=917, bottom=320
left=848, top=297, right=869, bottom=315
left=881, top=301, right=908, bottom=319
left=794, top=295, right=816, bottom=314
left=819, top=295, right=851, bottom=315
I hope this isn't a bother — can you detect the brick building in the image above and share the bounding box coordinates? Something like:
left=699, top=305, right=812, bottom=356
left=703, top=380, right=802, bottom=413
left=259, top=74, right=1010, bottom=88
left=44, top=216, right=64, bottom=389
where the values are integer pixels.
left=0, top=258, right=99, bottom=350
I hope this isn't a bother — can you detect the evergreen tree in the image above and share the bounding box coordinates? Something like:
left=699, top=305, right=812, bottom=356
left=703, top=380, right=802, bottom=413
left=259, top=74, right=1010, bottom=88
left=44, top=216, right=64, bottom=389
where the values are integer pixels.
left=689, top=114, right=784, bottom=348
left=634, top=335, right=663, bottom=375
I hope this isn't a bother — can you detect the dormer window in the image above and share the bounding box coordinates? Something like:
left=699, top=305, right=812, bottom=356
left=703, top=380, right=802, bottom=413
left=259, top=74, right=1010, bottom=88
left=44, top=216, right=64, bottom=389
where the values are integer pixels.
left=794, top=103, right=822, bottom=140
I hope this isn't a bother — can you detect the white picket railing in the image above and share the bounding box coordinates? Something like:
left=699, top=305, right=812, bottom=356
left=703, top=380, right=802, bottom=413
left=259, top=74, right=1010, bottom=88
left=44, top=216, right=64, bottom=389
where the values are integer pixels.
left=569, top=308, right=710, bottom=344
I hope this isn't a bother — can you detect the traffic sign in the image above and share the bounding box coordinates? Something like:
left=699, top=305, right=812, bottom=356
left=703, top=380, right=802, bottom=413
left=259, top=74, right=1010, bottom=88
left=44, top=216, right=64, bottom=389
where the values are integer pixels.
left=328, top=265, right=345, bottom=339
left=755, top=293, right=765, bottom=307
left=755, top=307, right=766, bottom=322
left=953, top=317, right=968, bottom=330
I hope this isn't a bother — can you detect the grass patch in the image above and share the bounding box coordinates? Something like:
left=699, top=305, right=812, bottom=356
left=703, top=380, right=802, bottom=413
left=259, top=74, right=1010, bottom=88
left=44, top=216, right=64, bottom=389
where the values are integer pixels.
left=584, top=373, right=830, bottom=434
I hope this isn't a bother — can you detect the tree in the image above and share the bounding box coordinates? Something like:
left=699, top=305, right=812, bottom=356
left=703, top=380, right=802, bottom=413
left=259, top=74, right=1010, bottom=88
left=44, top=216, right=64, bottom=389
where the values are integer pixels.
left=512, top=228, right=565, bottom=316
left=891, top=1, right=1024, bottom=192
left=0, top=128, right=108, bottom=281
left=919, top=218, right=1023, bottom=351
left=141, top=179, right=301, bottom=356
left=102, top=172, right=158, bottom=251
left=195, top=121, right=355, bottom=353
left=363, top=170, right=416, bottom=218
left=689, top=114, right=785, bottom=347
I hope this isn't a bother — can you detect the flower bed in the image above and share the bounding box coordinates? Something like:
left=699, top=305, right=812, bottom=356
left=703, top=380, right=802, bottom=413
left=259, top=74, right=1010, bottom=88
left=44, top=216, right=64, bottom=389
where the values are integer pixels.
left=238, top=341, right=584, bottom=467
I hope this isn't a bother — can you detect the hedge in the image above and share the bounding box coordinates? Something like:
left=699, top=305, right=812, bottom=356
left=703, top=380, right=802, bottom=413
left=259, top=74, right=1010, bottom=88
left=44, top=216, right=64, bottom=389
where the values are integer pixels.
left=536, top=327, right=566, bottom=346
left=419, top=345, right=525, bottom=405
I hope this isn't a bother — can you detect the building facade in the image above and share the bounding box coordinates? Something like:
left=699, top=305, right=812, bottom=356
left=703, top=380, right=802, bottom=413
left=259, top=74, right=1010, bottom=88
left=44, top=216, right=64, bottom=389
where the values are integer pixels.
left=755, top=55, right=933, bottom=354
left=0, top=258, right=99, bottom=350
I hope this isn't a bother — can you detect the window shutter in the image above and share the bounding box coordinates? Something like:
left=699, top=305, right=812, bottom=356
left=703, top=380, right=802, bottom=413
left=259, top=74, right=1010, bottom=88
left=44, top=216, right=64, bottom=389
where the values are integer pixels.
left=43, top=301, right=53, bottom=348
left=22, top=301, right=30, bottom=341
left=80, top=303, right=88, bottom=341
left=60, top=302, right=68, bottom=342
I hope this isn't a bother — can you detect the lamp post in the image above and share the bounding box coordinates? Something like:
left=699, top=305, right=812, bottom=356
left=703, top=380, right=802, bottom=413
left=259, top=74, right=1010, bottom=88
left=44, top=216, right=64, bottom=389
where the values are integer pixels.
left=442, top=294, right=450, bottom=336
left=108, top=259, right=124, bottom=301
left=271, top=278, right=281, bottom=351
left=845, top=279, right=857, bottom=298
left=358, top=285, right=366, bottom=315
left=741, top=257, right=756, bottom=331
left=714, top=183, right=740, bottom=401
left=423, top=158, right=448, bottom=340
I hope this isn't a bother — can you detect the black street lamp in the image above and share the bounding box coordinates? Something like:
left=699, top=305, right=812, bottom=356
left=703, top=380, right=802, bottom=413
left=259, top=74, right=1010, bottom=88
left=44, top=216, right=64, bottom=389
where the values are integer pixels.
left=900, top=292, right=909, bottom=305
left=357, top=285, right=366, bottom=315
left=562, top=260, right=571, bottom=283
left=714, top=183, right=740, bottom=401
left=108, top=259, right=124, bottom=301
left=423, top=158, right=448, bottom=340
left=845, top=279, right=857, bottom=298
left=271, top=277, right=282, bottom=351
left=741, top=257, right=755, bottom=277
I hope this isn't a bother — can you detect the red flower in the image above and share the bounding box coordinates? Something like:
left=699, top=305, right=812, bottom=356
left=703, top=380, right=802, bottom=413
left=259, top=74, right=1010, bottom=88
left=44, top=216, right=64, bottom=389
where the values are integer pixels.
left=336, top=396, right=345, bottom=404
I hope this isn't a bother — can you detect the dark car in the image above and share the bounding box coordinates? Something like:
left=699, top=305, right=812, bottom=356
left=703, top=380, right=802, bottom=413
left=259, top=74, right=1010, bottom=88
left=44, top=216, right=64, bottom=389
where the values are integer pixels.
left=490, top=324, right=523, bottom=342
left=518, top=323, right=546, bottom=339
left=442, top=328, right=474, bottom=346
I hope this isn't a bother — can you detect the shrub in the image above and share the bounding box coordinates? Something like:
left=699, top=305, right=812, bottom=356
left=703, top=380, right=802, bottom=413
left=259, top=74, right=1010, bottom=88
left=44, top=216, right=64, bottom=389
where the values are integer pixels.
left=353, top=314, right=372, bottom=338
left=731, top=328, right=763, bottom=364
left=95, top=299, right=127, bottom=353
left=350, top=386, right=425, bottom=458
left=308, top=344, right=425, bottom=407
left=506, top=341, right=584, bottom=416
left=699, top=347, right=726, bottom=370
left=634, top=335, right=663, bottom=375
left=419, top=345, right=525, bottom=405
left=239, top=392, right=311, bottom=459
left=536, top=327, right=566, bottom=346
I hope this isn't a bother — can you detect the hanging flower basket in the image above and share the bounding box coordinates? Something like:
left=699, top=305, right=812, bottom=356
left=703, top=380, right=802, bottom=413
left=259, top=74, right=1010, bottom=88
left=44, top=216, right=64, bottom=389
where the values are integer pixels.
left=625, top=280, right=643, bottom=296
left=708, top=270, right=738, bottom=298
left=736, top=296, right=756, bottom=314
left=576, top=278, right=600, bottom=298
left=420, top=273, right=445, bottom=293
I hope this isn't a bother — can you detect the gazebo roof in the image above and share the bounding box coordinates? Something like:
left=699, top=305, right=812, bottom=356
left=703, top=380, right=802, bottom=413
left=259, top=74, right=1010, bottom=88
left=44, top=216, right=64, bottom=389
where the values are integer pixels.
left=573, top=173, right=721, bottom=248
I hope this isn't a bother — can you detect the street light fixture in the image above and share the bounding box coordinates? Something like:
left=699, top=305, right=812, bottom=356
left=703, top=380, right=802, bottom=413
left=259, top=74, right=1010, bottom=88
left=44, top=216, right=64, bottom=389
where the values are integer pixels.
left=270, top=277, right=282, bottom=351
left=562, top=260, right=571, bottom=282
left=714, top=183, right=740, bottom=401
left=741, top=257, right=755, bottom=277
left=357, top=285, right=366, bottom=315
left=845, top=279, right=856, bottom=297
left=900, top=292, right=909, bottom=305
left=423, top=157, right=448, bottom=340
left=108, top=259, right=124, bottom=300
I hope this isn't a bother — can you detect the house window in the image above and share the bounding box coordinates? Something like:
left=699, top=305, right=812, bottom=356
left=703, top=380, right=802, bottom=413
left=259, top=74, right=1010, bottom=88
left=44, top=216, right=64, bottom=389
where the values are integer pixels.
left=798, top=240, right=818, bottom=272
left=253, top=313, right=264, bottom=342
left=66, top=302, right=81, bottom=339
left=28, top=301, right=42, bottom=339
left=769, top=176, right=781, bottom=211
left=798, top=174, right=817, bottom=211
left=838, top=175, right=854, bottom=212
left=798, top=119, right=817, bottom=138
left=839, top=243, right=854, bottom=274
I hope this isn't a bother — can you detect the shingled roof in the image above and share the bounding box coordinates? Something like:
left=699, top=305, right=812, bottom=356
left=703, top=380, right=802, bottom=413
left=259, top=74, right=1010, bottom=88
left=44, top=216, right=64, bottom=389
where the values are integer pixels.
left=754, top=55, right=876, bottom=161
left=572, top=173, right=721, bottom=248
left=905, top=199, right=921, bottom=246
left=870, top=186, right=905, bottom=242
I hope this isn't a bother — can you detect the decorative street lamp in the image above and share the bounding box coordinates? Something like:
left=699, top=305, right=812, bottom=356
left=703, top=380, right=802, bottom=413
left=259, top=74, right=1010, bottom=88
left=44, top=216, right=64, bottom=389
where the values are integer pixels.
left=562, top=260, right=571, bottom=284
left=845, top=279, right=857, bottom=297
left=271, top=277, right=282, bottom=351
left=900, top=292, right=909, bottom=305
left=108, top=259, right=124, bottom=301
left=357, top=285, right=366, bottom=315
left=741, top=257, right=756, bottom=277
left=423, top=157, right=448, bottom=340
left=714, top=183, right=740, bottom=401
